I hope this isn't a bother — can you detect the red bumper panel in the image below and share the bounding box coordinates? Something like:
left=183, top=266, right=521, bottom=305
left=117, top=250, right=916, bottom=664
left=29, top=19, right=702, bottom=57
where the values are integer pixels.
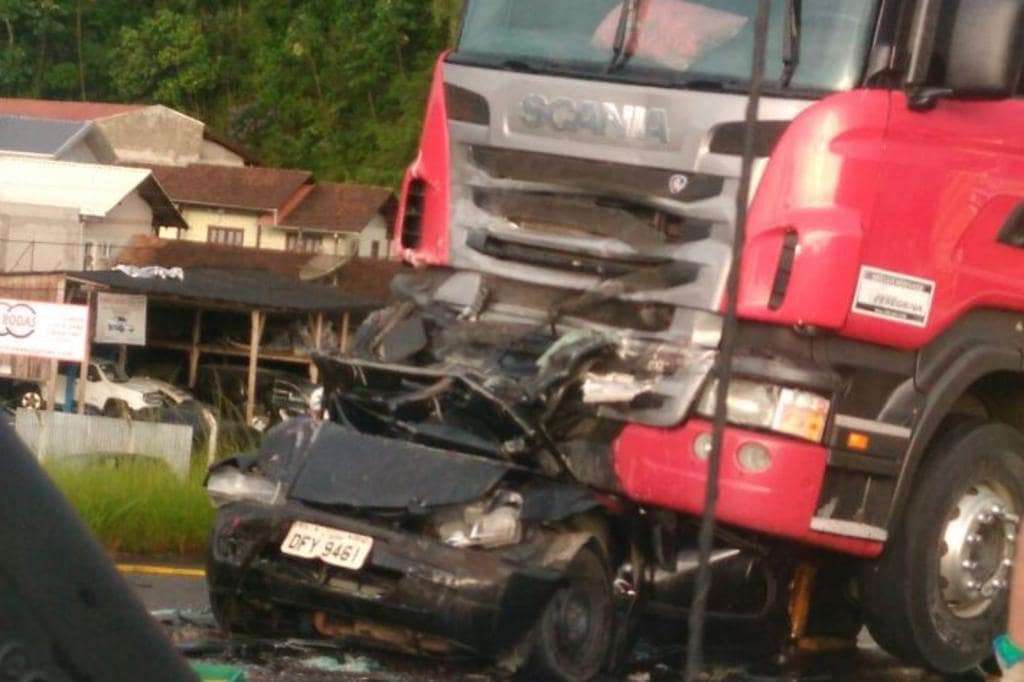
left=613, top=420, right=883, bottom=557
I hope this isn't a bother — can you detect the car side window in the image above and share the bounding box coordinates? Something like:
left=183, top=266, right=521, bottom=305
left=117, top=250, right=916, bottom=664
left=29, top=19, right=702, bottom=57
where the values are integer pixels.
left=87, top=365, right=101, bottom=382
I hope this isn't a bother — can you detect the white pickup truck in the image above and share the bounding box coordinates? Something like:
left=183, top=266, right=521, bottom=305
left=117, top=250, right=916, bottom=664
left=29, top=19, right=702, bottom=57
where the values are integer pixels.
left=44, top=359, right=193, bottom=416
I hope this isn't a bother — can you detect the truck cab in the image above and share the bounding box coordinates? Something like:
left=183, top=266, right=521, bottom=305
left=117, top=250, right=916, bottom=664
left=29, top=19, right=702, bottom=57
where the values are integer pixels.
left=208, top=1, right=1024, bottom=676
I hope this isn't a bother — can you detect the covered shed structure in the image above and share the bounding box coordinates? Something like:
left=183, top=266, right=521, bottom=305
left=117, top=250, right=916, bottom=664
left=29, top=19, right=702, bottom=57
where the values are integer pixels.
left=0, top=267, right=383, bottom=424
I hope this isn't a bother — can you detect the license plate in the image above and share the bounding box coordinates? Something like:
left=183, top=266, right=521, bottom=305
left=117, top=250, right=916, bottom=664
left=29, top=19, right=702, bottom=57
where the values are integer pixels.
left=280, top=521, right=374, bottom=570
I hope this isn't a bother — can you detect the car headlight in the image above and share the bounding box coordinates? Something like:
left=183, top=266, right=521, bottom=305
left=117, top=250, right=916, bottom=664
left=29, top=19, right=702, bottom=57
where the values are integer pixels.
left=436, top=492, right=523, bottom=549
left=206, top=468, right=283, bottom=508
left=696, top=379, right=830, bottom=442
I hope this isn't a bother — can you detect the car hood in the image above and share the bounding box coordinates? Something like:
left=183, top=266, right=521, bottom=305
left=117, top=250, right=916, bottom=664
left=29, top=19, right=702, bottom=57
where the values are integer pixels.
left=122, top=377, right=191, bottom=403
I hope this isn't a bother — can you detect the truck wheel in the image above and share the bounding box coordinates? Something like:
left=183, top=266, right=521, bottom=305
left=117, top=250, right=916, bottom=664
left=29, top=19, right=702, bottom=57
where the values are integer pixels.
left=18, top=390, right=43, bottom=411
left=862, top=420, right=1024, bottom=673
left=523, top=546, right=614, bottom=682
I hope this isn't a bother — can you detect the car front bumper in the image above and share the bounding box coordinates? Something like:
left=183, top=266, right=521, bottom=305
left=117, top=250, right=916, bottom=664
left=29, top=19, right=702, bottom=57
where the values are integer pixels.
left=207, top=501, right=566, bottom=657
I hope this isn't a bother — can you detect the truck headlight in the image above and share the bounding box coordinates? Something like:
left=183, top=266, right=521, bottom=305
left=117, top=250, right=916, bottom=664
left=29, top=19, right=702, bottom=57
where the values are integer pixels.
left=206, top=469, right=283, bottom=508
left=696, top=379, right=830, bottom=443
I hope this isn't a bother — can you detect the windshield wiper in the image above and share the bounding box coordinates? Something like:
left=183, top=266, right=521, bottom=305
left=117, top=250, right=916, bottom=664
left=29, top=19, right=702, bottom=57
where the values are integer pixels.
left=608, top=0, right=641, bottom=73
left=781, top=0, right=802, bottom=87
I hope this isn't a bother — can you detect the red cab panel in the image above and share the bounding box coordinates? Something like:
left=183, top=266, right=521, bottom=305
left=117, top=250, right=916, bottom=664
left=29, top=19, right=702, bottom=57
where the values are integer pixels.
left=394, top=56, right=452, bottom=266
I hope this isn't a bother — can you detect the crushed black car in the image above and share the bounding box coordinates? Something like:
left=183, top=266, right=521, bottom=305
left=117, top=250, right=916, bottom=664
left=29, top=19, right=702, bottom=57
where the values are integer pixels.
left=204, top=269, right=845, bottom=681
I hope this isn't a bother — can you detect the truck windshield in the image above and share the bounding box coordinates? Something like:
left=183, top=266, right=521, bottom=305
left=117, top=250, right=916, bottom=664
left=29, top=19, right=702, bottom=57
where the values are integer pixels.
left=455, top=0, right=880, bottom=93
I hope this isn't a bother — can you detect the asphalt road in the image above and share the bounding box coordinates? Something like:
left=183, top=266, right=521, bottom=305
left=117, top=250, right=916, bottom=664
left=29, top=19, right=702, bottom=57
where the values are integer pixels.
left=123, top=567, right=967, bottom=681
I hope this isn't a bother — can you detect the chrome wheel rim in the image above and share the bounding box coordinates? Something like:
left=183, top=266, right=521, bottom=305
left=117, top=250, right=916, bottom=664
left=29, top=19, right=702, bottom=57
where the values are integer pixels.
left=19, top=392, right=42, bottom=410
left=939, top=482, right=1018, bottom=618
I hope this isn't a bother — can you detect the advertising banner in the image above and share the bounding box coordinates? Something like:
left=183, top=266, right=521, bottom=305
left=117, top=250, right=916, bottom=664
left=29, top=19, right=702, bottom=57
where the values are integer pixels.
left=94, top=293, right=147, bottom=346
left=0, top=300, right=88, bottom=362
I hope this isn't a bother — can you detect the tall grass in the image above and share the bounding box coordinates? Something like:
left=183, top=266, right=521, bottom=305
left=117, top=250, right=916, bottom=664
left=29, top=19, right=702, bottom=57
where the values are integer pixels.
left=47, top=457, right=215, bottom=557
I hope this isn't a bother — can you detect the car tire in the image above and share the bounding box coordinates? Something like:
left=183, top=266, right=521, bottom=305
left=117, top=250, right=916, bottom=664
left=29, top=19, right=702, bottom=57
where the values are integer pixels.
left=862, top=420, right=1024, bottom=674
left=522, top=545, right=614, bottom=682
left=18, top=389, right=43, bottom=411
left=103, top=400, right=131, bottom=419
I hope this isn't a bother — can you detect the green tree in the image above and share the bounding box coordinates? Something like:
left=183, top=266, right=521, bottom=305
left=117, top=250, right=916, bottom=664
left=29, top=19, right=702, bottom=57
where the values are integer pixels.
left=110, top=8, right=221, bottom=115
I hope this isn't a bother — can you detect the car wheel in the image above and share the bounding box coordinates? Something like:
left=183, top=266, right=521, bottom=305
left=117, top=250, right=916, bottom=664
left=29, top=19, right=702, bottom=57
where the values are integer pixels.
left=522, top=545, right=614, bottom=682
left=103, top=400, right=131, bottom=419
left=862, top=420, right=1024, bottom=674
left=19, top=390, right=43, bottom=411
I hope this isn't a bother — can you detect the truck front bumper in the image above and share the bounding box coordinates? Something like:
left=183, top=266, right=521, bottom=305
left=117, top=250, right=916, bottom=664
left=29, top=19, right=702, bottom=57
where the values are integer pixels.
left=613, top=419, right=883, bottom=557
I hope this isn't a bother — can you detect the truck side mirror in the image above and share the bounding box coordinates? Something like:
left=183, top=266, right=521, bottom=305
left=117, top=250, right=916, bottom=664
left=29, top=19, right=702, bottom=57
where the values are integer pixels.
left=907, top=0, right=1024, bottom=109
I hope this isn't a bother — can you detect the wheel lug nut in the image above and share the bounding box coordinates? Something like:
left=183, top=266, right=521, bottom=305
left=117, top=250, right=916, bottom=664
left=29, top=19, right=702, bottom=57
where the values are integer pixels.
left=980, top=513, right=994, bottom=524
left=968, top=533, right=983, bottom=544
left=966, top=579, right=979, bottom=590
left=993, top=505, right=1006, bottom=516
left=962, top=559, right=977, bottom=570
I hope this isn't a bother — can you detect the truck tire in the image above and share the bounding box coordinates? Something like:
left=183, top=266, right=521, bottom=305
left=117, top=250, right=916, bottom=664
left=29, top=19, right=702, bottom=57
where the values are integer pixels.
left=522, top=545, right=614, bottom=681
left=862, top=420, right=1024, bottom=673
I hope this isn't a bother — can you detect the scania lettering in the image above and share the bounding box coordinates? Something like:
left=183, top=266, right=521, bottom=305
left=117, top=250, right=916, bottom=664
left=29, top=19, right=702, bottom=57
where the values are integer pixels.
left=207, top=1, right=1024, bottom=678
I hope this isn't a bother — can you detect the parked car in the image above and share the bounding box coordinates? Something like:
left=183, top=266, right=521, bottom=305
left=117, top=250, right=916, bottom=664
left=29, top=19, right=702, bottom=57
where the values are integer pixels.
left=8, top=360, right=215, bottom=445
left=193, top=364, right=318, bottom=431
left=49, top=360, right=193, bottom=417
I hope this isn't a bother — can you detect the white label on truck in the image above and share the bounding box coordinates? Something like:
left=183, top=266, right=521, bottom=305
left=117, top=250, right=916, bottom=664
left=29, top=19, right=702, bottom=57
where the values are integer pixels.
left=852, top=266, right=935, bottom=328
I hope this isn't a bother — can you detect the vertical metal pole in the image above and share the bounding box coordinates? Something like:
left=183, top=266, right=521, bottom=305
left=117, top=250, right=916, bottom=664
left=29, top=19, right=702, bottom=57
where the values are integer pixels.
left=685, top=2, right=771, bottom=679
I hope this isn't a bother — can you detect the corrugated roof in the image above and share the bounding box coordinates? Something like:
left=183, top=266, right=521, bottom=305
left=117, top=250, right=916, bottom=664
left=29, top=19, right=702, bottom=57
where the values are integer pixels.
left=0, top=116, right=92, bottom=156
left=0, top=98, right=143, bottom=121
left=143, top=164, right=313, bottom=212
left=279, top=182, right=395, bottom=233
left=68, top=268, right=378, bottom=314
left=0, top=157, right=186, bottom=228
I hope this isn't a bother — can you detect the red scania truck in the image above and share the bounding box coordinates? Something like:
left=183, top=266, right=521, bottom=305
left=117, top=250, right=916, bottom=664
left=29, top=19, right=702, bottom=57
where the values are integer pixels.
left=206, top=0, right=1024, bottom=678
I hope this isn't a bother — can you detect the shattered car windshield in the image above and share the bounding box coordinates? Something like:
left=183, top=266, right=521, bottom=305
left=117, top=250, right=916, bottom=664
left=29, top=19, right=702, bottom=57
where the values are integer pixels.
left=455, top=0, right=880, bottom=93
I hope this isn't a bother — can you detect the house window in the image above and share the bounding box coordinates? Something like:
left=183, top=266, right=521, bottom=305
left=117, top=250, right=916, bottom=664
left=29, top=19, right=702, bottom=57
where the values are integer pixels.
left=286, top=233, right=323, bottom=254
left=208, top=226, right=245, bottom=246
left=370, top=240, right=381, bottom=258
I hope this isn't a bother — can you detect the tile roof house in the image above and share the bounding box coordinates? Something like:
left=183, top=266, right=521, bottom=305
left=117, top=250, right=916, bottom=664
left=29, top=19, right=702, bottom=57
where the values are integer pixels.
left=0, top=98, right=257, bottom=167
left=149, top=165, right=395, bottom=258
left=146, top=163, right=314, bottom=250
left=278, top=182, right=396, bottom=259
left=0, top=116, right=116, bottom=163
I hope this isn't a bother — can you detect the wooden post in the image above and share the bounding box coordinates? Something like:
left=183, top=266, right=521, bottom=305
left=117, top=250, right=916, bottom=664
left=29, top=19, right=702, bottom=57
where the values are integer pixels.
left=246, top=310, right=263, bottom=425
left=44, top=279, right=67, bottom=416
left=310, top=313, right=324, bottom=383
left=340, top=312, right=350, bottom=353
left=76, top=289, right=96, bottom=415
left=188, top=309, right=203, bottom=388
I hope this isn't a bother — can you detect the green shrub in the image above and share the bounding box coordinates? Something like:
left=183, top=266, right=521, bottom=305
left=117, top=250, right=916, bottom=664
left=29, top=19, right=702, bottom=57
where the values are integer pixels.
left=47, top=456, right=214, bottom=556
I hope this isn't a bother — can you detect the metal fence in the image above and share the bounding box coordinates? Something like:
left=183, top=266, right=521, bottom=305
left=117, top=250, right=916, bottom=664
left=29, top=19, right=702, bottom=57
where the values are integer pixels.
left=14, top=409, right=193, bottom=478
